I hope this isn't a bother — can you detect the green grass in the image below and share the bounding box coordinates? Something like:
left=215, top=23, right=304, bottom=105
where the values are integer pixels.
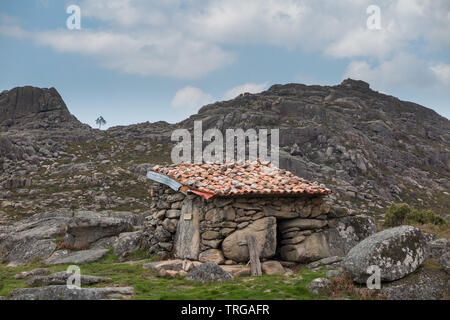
left=0, top=252, right=329, bottom=300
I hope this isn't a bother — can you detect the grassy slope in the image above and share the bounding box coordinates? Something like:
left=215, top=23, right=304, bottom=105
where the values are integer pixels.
left=0, top=251, right=332, bottom=300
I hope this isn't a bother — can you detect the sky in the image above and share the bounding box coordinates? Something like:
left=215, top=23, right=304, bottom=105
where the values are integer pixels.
left=0, top=0, right=449, bottom=129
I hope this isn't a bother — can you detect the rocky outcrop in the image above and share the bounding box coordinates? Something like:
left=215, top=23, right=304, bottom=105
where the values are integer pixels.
left=0, top=210, right=148, bottom=265
left=9, top=285, right=134, bottom=300
left=342, top=226, right=427, bottom=283
left=380, top=268, right=449, bottom=300
left=63, top=214, right=133, bottom=248
left=0, top=86, right=79, bottom=129
left=186, top=262, right=234, bottom=283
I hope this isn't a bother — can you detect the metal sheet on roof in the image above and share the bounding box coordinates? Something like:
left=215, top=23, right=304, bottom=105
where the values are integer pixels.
left=147, top=171, right=182, bottom=192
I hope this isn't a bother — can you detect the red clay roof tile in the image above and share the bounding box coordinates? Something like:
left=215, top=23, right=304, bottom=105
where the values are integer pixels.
left=151, top=160, right=331, bottom=198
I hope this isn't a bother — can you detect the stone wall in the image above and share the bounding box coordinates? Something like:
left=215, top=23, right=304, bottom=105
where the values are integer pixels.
left=145, top=182, right=375, bottom=264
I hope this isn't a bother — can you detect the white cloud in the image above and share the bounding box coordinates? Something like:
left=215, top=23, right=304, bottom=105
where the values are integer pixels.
left=27, top=29, right=234, bottom=79
left=223, top=82, right=268, bottom=100
left=430, top=64, right=450, bottom=87
left=171, top=86, right=214, bottom=113
left=1, top=0, right=450, bottom=83
left=343, top=54, right=441, bottom=90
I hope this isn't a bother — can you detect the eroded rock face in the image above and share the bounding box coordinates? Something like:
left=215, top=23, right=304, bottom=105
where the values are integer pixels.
left=342, top=226, right=427, bottom=283
left=222, top=217, right=276, bottom=262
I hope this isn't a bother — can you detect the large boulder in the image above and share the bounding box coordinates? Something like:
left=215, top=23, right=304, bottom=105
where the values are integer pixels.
left=342, top=226, right=427, bottom=283
left=9, top=285, right=134, bottom=300
left=186, top=262, right=234, bottom=283
left=222, top=217, right=276, bottom=262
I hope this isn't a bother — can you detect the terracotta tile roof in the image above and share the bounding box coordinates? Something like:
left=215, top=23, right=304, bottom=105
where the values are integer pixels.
left=150, top=160, right=331, bottom=198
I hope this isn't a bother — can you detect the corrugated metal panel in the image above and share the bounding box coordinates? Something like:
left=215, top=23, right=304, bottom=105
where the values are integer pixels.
left=147, top=171, right=182, bottom=192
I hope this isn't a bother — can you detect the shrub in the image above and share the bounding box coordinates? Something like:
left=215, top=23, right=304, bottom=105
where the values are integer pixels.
left=406, top=209, right=446, bottom=226
left=383, top=203, right=411, bottom=227
left=384, top=203, right=446, bottom=227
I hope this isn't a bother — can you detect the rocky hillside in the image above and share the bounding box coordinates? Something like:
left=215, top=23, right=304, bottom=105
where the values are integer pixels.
left=0, top=80, right=449, bottom=223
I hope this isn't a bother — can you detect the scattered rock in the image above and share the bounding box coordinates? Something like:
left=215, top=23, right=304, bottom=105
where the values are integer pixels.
left=326, top=269, right=343, bottom=278
left=143, top=259, right=200, bottom=273
left=14, top=268, right=51, bottom=280
left=307, top=278, right=331, bottom=295
left=427, top=238, right=449, bottom=259
left=221, top=265, right=251, bottom=277
left=261, top=260, right=285, bottom=275
left=44, top=249, right=109, bottom=265
left=199, top=249, right=225, bottom=265
left=27, top=271, right=111, bottom=286
left=186, top=262, right=234, bottom=283
left=307, top=256, right=343, bottom=269
left=9, top=285, right=134, bottom=300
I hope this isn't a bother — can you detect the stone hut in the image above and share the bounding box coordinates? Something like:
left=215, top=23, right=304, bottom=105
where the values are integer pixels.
left=145, top=161, right=373, bottom=265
